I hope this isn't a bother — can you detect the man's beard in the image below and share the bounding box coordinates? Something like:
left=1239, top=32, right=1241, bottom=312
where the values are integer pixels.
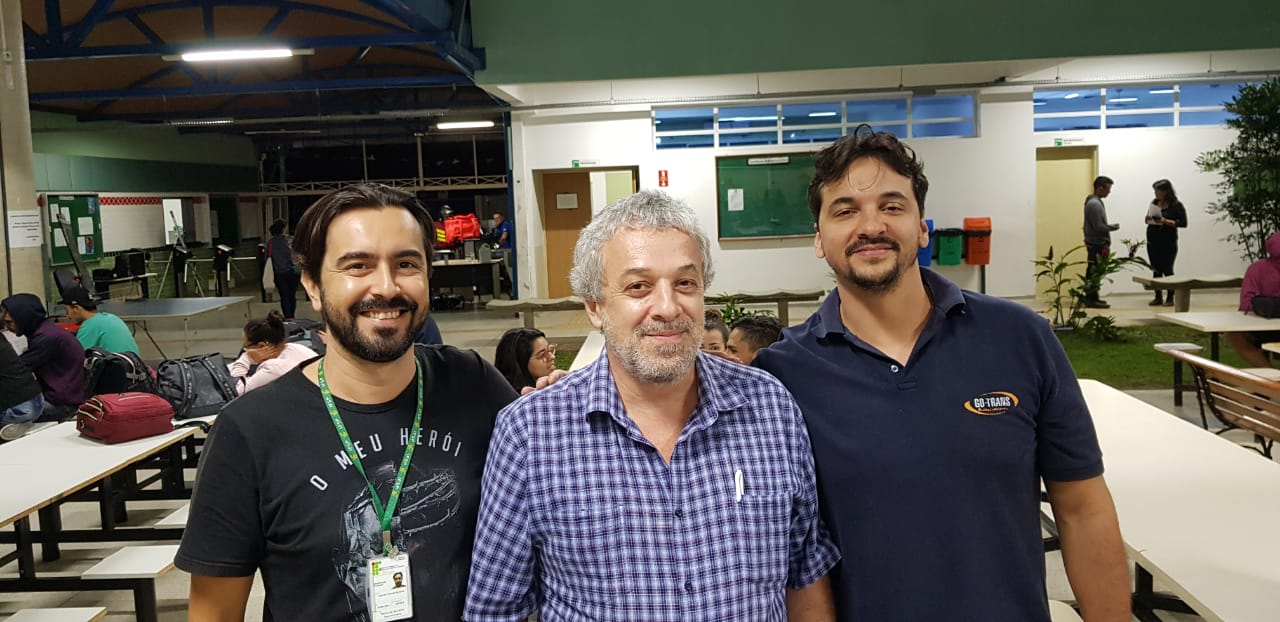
left=603, top=313, right=700, bottom=385
left=321, top=293, right=425, bottom=363
left=834, top=236, right=914, bottom=293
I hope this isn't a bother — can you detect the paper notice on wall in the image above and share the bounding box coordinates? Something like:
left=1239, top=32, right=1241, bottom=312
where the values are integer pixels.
left=78, top=236, right=90, bottom=255
left=77, top=216, right=94, bottom=235
left=59, top=207, right=71, bottom=226
left=7, top=210, right=43, bottom=248
left=556, top=193, right=579, bottom=210
left=52, top=229, right=66, bottom=247
left=727, top=188, right=745, bottom=212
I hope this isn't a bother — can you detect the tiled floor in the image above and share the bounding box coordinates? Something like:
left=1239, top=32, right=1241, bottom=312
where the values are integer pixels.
left=0, top=285, right=1261, bottom=620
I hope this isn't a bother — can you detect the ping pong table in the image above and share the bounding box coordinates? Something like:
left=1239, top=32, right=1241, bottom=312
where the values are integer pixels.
left=96, top=296, right=252, bottom=359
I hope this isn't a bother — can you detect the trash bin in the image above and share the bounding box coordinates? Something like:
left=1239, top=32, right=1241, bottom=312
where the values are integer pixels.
left=964, top=217, right=992, bottom=265
left=919, top=219, right=934, bottom=267
left=935, top=228, right=964, bottom=265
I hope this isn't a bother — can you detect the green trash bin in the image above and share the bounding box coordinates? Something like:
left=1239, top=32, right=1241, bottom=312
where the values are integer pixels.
left=935, top=228, right=964, bottom=265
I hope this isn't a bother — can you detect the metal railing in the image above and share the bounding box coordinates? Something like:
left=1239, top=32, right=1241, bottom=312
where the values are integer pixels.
left=257, top=174, right=508, bottom=196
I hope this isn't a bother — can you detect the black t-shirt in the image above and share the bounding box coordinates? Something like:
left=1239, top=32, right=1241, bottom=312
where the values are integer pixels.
left=0, top=336, right=41, bottom=411
left=176, top=345, right=519, bottom=621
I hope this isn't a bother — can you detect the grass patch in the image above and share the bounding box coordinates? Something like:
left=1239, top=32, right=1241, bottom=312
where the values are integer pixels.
left=1058, top=324, right=1250, bottom=389
left=554, top=348, right=580, bottom=371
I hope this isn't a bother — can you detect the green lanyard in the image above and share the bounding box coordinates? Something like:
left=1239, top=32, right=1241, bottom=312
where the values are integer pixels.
left=318, top=357, right=424, bottom=557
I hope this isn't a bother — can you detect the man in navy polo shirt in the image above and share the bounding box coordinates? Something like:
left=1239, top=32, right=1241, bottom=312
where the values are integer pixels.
left=754, top=128, right=1130, bottom=621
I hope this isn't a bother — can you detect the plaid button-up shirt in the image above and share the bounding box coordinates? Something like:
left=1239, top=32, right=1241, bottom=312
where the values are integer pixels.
left=465, top=349, right=839, bottom=621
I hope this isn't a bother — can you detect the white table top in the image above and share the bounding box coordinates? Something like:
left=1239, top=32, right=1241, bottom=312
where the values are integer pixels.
left=1080, top=379, right=1280, bottom=622
left=1155, top=310, right=1280, bottom=333
left=0, top=422, right=200, bottom=529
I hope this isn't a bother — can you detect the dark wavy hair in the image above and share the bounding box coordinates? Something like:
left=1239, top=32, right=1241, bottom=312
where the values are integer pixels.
left=291, top=184, right=435, bottom=284
left=1153, top=179, right=1178, bottom=204
left=807, top=124, right=929, bottom=223
left=730, top=315, right=784, bottom=351
left=494, top=328, right=546, bottom=390
left=244, top=310, right=287, bottom=346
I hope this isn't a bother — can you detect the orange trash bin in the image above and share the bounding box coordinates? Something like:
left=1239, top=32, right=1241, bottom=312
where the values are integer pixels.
left=963, top=217, right=991, bottom=265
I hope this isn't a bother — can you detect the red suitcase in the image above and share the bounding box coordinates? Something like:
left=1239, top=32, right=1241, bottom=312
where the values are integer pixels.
left=77, top=392, right=175, bottom=444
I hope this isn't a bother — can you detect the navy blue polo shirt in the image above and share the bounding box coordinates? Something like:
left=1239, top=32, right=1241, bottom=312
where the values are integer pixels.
left=754, top=268, right=1103, bottom=622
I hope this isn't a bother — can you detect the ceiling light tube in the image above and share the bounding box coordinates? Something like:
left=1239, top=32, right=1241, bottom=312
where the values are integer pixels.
left=808, top=111, right=838, bottom=117
left=1109, top=97, right=1139, bottom=103
left=436, top=121, right=496, bottom=130
left=180, top=48, right=294, bottom=62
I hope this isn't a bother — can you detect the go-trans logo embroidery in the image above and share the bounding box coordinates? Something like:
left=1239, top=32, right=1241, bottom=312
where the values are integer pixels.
left=963, top=391, right=1019, bottom=416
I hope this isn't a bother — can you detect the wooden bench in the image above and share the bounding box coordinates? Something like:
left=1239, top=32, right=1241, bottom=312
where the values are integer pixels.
left=1133, top=274, right=1242, bottom=312
left=1153, top=342, right=1202, bottom=407
left=80, top=544, right=180, bottom=622
left=705, top=289, right=825, bottom=325
left=6, top=608, right=108, bottom=622
left=1169, top=349, right=1280, bottom=458
left=486, top=296, right=583, bottom=329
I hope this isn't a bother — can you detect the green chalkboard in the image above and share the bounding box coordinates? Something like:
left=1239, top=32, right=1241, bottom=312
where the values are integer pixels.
left=716, top=153, right=816, bottom=239
left=46, top=194, right=102, bottom=266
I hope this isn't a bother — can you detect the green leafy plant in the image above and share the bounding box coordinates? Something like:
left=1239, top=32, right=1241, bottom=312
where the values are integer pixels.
left=1081, top=315, right=1124, bottom=342
left=1033, top=240, right=1150, bottom=334
left=715, top=295, right=774, bottom=326
left=1196, top=77, right=1280, bottom=262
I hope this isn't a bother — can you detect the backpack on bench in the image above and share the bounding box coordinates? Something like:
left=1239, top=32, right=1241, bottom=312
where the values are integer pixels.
left=157, top=353, right=239, bottom=420
left=84, top=347, right=156, bottom=396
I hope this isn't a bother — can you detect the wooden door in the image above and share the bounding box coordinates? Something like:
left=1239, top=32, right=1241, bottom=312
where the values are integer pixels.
left=541, top=172, right=592, bottom=298
left=1035, top=146, right=1097, bottom=300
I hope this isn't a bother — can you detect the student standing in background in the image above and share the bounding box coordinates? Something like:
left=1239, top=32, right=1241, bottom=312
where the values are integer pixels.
left=267, top=219, right=300, bottom=319
left=1144, top=179, right=1188, bottom=306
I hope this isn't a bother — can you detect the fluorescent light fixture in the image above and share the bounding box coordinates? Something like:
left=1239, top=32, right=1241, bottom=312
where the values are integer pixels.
left=1149, top=88, right=1176, bottom=94
left=1109, top=97, right=1139, bottom=103
left=436, top=121, right=495, bottom=130
left=179, top=48, right=294, bottom=62
left=723, top=116, right=777, bottom=122
left=1033, top=101, right=1046, bottom=106
left=808, top=111, right=838, bottom=118
left=1064, top=93, right=1080, bottom=100
left=654, top=119, right=662, bottom=124
left=166, top=118, right=234, bottom=127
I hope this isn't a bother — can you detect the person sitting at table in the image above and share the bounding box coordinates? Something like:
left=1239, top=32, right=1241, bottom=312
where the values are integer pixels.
left=0, top=335, right=44, bottom=441
left=702, top=313, right=729, bottom=353
left=0, top=294, right=86, bottom=421
left=227, top=310, right=319, bottom=395
left=1228, top=230, right=1280, bottom=367
left=726, top=314, right=784, bottom=365
left=493, top=327, right=556, bottom=391
left=59, top=285, right=140, bottom=355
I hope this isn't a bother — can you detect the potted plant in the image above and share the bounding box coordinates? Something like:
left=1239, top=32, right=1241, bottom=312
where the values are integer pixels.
left=1033, top=240, right=1150, bottom=333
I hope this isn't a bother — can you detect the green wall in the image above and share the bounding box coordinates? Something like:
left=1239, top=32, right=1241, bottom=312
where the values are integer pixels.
left=473, top=0, right=1280, bottom=84
left=33, top=153, right=257, bottom=193
left=31, top=111, right=254, bottom=166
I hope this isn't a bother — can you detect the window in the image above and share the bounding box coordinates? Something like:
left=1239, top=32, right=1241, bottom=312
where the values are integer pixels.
left=1035, top=116, right=1101, bottom=132
left=1105, top=112, right=1174, bottom=129
left=1106, top=86, right=1174, bottom=111
left=781, top=102, right=841, bottom=127
left=1180, top=109, right=1234, bottom=127
left=847, top=98, right=908, bottom=124
left=654, top=108, right=713, bottom=132
left=719, top=131, right=777, bottom=147
left=1034, top=82, right=1249, bottom=132
left=783, top=127, right=842, bottom=144
left=1179, top=83, right=1244, bottom=108
left=1033, top=89, right=1103, bottom=114
left=718, top=105, right=778, bottom=130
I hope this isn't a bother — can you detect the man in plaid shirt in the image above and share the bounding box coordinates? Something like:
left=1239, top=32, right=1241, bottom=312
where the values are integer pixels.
left=465, top=191, right=839, bottom=621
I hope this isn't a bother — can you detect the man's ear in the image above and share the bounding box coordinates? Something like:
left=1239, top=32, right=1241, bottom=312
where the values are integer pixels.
left=300, top=271, right=323, bottom=313
left=583, top=299, right=604, bottom=330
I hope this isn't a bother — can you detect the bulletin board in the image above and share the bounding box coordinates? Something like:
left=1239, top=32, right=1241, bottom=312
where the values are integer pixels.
left=715, top=153, right=816, bottom=239
left=46, top=194, right=103, bottom=266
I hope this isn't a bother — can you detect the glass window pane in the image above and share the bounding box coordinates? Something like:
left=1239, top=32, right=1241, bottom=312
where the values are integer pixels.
left=1105, top=112, right=1174, bottom=129
left=858, top=123, right=906, bottom=137
left=718, top=131, right=778, bottom=147
left=1033, top=89, right=1103, bottom=114
left=912, top=95, right=974, bottom=120
left=1106, top=86, right=1174, bottom=110
left=1034, top=116, right=1101, bottom=132
left=655, top=108, right=713, bottom=132
left=1180, top=109, right=1235, bottom=126
left=718, top=105, right=778, bottom=130
left=783, top=127, right=842, bottom=144
left=1180, top=83, right=1245, bottom=108
left=912, top=120, right=976, bottom=138
left=655, top=134, right=713, bottom=149
left=781, top=102, right=841, bottom=127
left=846, top=98, right=908, bottom=123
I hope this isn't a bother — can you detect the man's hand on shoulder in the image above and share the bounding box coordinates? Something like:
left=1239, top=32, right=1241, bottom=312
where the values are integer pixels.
left=522, top=369, right=570, bottom=395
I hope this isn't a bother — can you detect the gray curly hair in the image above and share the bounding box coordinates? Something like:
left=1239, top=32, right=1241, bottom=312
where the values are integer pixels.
left=569, top=190, right=715, bottom=302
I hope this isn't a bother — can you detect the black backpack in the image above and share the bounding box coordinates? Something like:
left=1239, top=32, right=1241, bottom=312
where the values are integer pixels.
left=283, top=318, right=326, bottom=356
left=156, top=353, right=239, bottom=420
left=1253, top=296, right=1280, bottom=319
left=84, top=347, right=156, bottom=396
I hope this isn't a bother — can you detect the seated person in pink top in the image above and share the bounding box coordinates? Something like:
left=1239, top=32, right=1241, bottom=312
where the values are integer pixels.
left=228, top=311, right=319, bottom=394
left=1229, top=231, right=1280, bottom=367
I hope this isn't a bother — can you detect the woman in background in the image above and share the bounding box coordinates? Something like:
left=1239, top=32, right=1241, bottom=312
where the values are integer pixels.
left=702, top=315, right=729, bottom=353
left=494, top=327, right=556, bottom=391
left=1145, top=179, right=1189, bottom=306
left=228, top=310, right=318, bottom=394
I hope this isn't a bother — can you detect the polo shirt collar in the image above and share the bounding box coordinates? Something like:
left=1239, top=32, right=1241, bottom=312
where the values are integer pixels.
left=580, top=346, right=748, bottom=428
left=810, top=267, right=967, bottom=340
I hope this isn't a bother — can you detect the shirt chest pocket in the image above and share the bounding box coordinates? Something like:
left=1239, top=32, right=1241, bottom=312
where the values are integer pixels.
left=732, top=493, right=792, bottom=587
left=541, top=503, right=625, bottom=598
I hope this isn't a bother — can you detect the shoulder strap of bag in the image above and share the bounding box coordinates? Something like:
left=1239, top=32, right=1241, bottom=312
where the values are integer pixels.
left=199, top=355, right=238, bottom=400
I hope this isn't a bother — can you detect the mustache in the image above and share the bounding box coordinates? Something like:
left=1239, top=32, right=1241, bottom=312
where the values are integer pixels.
left=635, top=319, right=696, bottom=336
left=845, top=236, right=901, bottom=257
left=350, top=297, right=418, bottom=314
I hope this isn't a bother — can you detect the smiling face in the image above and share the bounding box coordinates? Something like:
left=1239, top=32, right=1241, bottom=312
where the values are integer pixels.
left=585, top=227, right=704, bottom=386
left=814, top=156, right=929, bottom=293
left=301, top=206, right=430, bottom=364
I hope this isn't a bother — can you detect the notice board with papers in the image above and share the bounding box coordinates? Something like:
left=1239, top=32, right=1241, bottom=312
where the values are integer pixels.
left=715, top=153, right=816, bottom=239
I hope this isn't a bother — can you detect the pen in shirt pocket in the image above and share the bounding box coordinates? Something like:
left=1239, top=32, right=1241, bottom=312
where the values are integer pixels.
left=734, top=469, right=744, bottom=502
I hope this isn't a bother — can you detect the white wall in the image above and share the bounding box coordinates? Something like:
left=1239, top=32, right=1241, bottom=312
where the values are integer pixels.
left=506, top=52, right=1270, bottom=299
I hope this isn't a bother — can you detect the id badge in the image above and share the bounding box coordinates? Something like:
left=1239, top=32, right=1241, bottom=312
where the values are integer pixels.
left=366, top=554, right=413, bottom=622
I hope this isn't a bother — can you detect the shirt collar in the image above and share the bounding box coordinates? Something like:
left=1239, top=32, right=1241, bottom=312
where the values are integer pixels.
left=580, top=345, right=748, bottom=427
left=810, top=267, right=968, bottom=340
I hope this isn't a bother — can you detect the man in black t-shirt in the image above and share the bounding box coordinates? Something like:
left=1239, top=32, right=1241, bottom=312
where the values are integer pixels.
left=177, top=185, right=518, bottom=622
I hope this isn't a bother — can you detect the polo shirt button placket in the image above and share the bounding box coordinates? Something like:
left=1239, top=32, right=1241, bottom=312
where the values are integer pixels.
left=890, top=364, right=900, bottom=373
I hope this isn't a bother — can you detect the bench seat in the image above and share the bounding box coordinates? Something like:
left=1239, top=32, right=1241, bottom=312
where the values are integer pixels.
left=156, top=504, right=189, bottom=527
left=1133, top=274, right=1242, bottom=312
left=82, top=544, right=179, bottom=580
left=1169, top=349, right=1280, bottom=457
left=6, top=608, right=108, bottom=622
left=486, top=297, right=584, bottom=329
